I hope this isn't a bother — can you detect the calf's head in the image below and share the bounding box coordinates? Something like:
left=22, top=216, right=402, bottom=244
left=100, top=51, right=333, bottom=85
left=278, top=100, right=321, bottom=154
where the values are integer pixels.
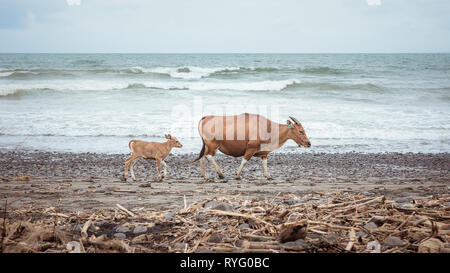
left=286, top=116, right=311, bottom=148
left=165, top=134, right=183, bottom=148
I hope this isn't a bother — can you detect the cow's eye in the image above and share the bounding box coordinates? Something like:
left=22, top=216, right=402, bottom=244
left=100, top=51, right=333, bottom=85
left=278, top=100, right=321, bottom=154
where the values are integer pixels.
left=299, top=131, right=304, bottom=135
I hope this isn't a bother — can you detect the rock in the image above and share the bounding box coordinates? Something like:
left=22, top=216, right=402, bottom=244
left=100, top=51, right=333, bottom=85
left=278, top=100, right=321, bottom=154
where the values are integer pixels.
left=133, top=226, right=147, bottom=234
left=397, top=203, right=415, bottom=209
left=279, top=220, right=308, bottom=243
left=323, top=233, right=339, bottom=244
left=20, top=197, right=32, bottom=202
left=66, top=241, right=81, bottom=253
left=418, top=238, right=444, bottom=253
left=175, top=243, right=187, bottom=249
left=58, top=225, right=66, bottom=231
left=207, top=233, right=223, bottom=243
left=395, top=197, right=411, bottom=203
left=114, top=233, right=126, bottom=239
left=366, top=240, right=381, bottom=253
left=196, top=249, right=214, bottom=253
left=283, top=199, right=295, bottom=205
left=282, top=239, right=309, bottom=249
left=164, top=212, right=175, bottom=220
left=383, top=236, right=405, bottom=247
left=194, top=214, right=205, bottom=221
left=238, top=223, right=250, bottom=230
left=200, top=225, right=210, bottom=230
left=114, top=226, right=130, bottom=233
left=204, top=200, right=233, bottom=211
left=364, top=222, right=378, bottom=230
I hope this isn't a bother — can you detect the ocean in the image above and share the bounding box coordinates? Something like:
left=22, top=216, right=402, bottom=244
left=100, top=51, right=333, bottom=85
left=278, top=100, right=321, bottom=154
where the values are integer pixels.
left=0, top=53, right=449, bottom=154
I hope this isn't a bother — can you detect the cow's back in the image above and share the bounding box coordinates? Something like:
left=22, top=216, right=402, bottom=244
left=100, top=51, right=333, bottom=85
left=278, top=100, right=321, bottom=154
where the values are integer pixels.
left=198, top=113, right=276, bottom=157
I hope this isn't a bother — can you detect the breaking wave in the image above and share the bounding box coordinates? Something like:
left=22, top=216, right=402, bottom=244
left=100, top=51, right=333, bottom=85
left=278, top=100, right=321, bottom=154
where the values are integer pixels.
left=0, top=79, right=301, bottom=96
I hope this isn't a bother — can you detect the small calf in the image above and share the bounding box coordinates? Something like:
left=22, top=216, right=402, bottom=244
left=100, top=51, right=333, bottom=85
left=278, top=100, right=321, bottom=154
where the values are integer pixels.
left=123, top=134, right=183, bottom=181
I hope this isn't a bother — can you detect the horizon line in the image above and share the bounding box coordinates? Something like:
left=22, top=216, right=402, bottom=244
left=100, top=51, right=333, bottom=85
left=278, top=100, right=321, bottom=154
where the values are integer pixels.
left=1, top=52, right=449, bottom=54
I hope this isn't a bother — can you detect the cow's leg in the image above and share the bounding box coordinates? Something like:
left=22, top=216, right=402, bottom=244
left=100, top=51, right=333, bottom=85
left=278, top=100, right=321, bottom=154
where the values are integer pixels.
left=236, top=150, right=256, bottom=179
left=161, top=161, right=167, bottom=178
left=200, top=156, right=207, bottom=179
left=261, top=155, right=271, bottom=179
left=206, top=155, right=224, bottom=179
left=201, top=142, right=221, bottom=180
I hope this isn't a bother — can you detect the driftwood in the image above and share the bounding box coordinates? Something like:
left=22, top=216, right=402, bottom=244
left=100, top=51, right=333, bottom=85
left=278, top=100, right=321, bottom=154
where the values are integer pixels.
left=1, top=192, right=449, bottom=253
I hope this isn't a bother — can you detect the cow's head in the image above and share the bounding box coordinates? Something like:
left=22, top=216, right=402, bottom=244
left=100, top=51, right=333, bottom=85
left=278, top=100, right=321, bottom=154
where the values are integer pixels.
left=286, top=116, right=311, bottom=148
left=165, top=134, right=183, bottom=148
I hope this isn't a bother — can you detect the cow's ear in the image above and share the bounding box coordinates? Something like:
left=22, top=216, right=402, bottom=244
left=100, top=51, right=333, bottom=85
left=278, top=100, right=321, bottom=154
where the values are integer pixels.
left=165, top=134, right=171, bottom=139
left=287, top=120, right=292, bottom=128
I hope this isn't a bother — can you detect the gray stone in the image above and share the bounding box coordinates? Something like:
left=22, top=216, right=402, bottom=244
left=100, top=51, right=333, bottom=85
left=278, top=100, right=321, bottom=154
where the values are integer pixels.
left=238, top=223, right=250, bottom=230
left=324, top=233, right=339, bottom=244
left=364, top=222, right=378, bottom=230
left=20, top=197, right=32, bottom=202
left=282, top=239, right=309, bottom=248
left=204, top=200, right=233, bottom=211
left=196, top=249, right=214, bottom=253
left=397, top=203, right=415, bottom=209
left=115, top=226, right=130, bottom=233
left=175, top=243, right=187, bottom=249
left=164, top=212, right=175, bottom=220
left=395, top=197, right=411, bottom=203
left=207, top=233, right=223, bottom=243
left=133, top=226, right=147, bottom=234
left=114, top=233, right=126, bottom=239
left=58, top=225, right=66, bottom=231
left=200, top=225, right=210, bottom=230
left=194, top=214, right=206, bottom=221
left=283, top=199, right=295, bottom=205
left=383, top=236, right=405, bottom=247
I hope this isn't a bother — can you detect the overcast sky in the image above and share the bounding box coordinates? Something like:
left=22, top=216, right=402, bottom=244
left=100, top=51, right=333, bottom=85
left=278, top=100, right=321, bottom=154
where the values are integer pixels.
left=0, top=0, right=449, bottom=53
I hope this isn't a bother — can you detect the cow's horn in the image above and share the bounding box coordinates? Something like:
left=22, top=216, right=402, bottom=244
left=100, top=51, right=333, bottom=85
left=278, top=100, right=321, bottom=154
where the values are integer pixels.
left=289, top=116, right=300, bottom=125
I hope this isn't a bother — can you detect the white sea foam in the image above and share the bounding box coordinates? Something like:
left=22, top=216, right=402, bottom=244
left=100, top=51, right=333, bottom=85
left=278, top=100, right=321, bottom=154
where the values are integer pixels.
left=0, top=79, right=301, bottom=96
left=136, top=66, right=241, bottom=79
left=0, top=71, right=14, bottom=77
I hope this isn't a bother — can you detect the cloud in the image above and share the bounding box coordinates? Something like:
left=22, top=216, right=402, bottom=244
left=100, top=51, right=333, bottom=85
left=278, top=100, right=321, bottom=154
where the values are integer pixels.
left=66, top=0, right=81, bottom=6
left=366, top=0, right=381, bottom=6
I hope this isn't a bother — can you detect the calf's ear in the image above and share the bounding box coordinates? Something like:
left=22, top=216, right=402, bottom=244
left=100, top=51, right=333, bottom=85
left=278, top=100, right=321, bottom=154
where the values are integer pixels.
left=165, top=134, right=171, bottom=139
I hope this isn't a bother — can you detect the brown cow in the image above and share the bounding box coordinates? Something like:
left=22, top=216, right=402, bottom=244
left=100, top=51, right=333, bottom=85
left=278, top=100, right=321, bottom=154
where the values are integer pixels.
left=191, top=113, right=311, bottom=179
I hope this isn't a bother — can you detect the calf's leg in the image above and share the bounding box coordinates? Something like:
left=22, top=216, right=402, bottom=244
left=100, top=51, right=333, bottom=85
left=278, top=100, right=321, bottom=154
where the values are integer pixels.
left=161, top=161, right=167, bottom=178
left=123, top=155, right=139, bottom=181
left=156, top=159, right=162, bottom=181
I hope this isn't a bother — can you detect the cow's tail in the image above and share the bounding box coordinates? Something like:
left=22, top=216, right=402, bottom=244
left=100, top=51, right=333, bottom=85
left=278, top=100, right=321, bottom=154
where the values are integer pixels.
left=190, top=138, right=205, bottom=163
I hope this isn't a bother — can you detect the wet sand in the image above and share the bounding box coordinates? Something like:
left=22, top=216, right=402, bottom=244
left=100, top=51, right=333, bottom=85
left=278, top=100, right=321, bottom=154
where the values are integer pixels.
left=0, top=151, right=449, bottom=212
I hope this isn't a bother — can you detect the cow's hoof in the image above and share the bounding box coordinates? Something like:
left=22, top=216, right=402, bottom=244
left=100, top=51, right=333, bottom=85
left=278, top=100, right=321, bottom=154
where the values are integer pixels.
left=218, top=174, right=224, bottom=179
left=235, top=176, right=241, bottom=180
left=265, top=176, right=272, bottom=180
left=120, top=176, right=127, bottom=182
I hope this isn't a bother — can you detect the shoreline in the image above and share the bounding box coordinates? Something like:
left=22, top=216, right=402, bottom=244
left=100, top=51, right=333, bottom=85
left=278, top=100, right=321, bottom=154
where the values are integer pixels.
left=1, top=150, right=448, bottom=212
